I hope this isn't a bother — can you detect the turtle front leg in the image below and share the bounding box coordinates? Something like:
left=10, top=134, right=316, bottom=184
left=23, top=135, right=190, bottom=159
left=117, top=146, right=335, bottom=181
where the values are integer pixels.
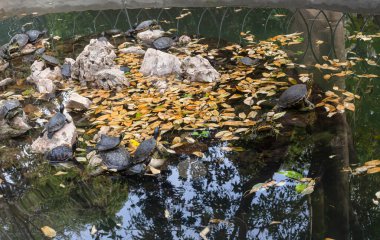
left=66, top=119, right=71, bottom=123
left=300, top=98, right=315, bottom=111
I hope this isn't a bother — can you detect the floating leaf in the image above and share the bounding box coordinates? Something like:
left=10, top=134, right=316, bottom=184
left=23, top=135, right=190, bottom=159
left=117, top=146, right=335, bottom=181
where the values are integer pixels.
left=278, top=170, right=303, bottom=180
left=54, top=171, right=68, bottom=176
left=41, top=226, right=56, bottom=238
left=91, top=225, right=97, bottom=235
left=368, top=167, right=380, bottom=174
left=295, top=183, right=307, bottom=193
left=199, top=226, right=210, bottom=240
left=365, top=160, right=380, bottom=166
left=192, top=151, right=204, bottom=158
left=272, top=111, right=286, bottom=120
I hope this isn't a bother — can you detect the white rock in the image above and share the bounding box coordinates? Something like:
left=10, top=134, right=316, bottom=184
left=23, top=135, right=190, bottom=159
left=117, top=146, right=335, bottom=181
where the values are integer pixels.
left=65, top=92, right=92, bottom=110
left=71, top=39, right=128, bottom=89
left=64, top=58, right=76, bottom=66
left=140, top=48, right=182, bottom=76
left=137, top=30, right=165, bottom=44
left=27, top=60, right=61, bottom=94
left=178, top=35, right=191, bottom=46
left=119, top=46, right=146, bottom=55
left=31, top=113, right=77, bottom=154
left=0, top=78, right=14, bottom=88
left=94, top=68, right=129, bottom=90
left=20, top=44, right=36, bottom=55
left=181, top=55, right=220, bottom=83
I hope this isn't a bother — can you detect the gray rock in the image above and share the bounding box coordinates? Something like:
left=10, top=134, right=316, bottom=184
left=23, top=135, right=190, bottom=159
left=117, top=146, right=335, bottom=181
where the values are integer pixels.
left=181, top=55, right=220, bottom=83
left=137, top=29, right=165, bottom=45
left=71, top=39, right=128, bottom=89
left=119, top=46, right=146, bottom=55
left=31, top=112, right=77, bottom=154
left=0, top=78, right=14, bottom=88
left=140, top=48, right=182, bottom=76
left=65, top=92, right=92, bottom=111
left=0, top=60, right=9, bottom=72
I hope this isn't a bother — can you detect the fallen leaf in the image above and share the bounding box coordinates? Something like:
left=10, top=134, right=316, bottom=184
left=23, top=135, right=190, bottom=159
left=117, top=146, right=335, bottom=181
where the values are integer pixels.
left=364, top=160, right=380, bottom=166
left=199, top=226, right=210, bottom=240
left=367, top=167, right=380, bottom=174
left=91, top=225, right=97, bottom=235
left=192, top=151, right=204, bottom=158
left=41, top=226, right=56, bottom=238
left=54, top=171, right=68, bottom=176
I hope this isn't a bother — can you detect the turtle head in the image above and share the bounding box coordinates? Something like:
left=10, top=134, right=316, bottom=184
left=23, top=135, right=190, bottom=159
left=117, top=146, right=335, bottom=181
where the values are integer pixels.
left=119, top=133, right=125, bottom=141
left=153, top=127, right=160, bottom=140
left=72, top=141, right=77, bottom=153
left=59, top=104, right=65, bottom=113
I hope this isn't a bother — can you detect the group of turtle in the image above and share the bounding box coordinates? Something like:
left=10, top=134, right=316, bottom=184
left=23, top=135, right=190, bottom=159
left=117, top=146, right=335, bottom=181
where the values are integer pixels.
left=103, top=19, right=178, bottom=51
left=43, top=104, right=159, bottom=175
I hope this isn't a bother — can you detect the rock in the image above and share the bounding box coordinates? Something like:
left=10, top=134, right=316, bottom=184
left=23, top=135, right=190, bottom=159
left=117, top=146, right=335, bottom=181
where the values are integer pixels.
left=65, top=92, right=92, bottom=111
left=0, top=114, right=31, bottom=140
left=0, top=60, right=9, bottom=72
left=31, top=113, right=77, bottom=154
left=0, top=78, right=14, bottom=88
left=20, top=44, right=36, bottom=55
left=153, top=79, right=168, bottom=94
left=119, top=46, right=146, bottom=55
left=137, top=30, right=165, bottom=45
left=178, top=35, right=191, bottom=46
left=64, top=58, right=75, bottom=66
left=71, top=39, right=128, bottom=89
left=140, top=48, right=182, bottom=76
left=181, top=55, right=220, bottom=83
left=27, top=60, right=62, bottom=94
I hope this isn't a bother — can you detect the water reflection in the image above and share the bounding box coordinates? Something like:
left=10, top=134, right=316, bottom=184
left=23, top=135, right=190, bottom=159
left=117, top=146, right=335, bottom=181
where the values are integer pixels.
left=0, top=5, right=379, bottom=240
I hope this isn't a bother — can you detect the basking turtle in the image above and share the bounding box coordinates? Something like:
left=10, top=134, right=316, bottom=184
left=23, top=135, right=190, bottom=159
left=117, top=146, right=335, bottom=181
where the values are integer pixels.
left=239, top=57, right=260, bottom=66
left=88, top=133, right=124, bottom=152
left=133, top=127, right=160, bottom=164
left=99, top=147, right=131, bottom=171
left=276, top=84, right=314, bottom=110
left=41, top=54, right=60, bottom=66
left=41, top=104, right=70, bottom=139
left=34, top=47, right=46, bottom=56
left=152, top=36, right=176, bottom=51
left=0, top=99, right=22, bottom=122
left=24, top=29, right=47, bottom=43
left=61, top=63, right=71, bottom=78
left=134, top=20, right=159, bottom=32
left=104, top=29, right=122, bottom=36
left=10, top=34, right=29, bottom=49
left=45, top=143, right=76, bottom=163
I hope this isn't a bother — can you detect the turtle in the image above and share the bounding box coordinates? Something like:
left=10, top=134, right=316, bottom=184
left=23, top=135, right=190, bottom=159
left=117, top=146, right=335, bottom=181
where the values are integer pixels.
left=40, top=104, right=70, bottom=139
left=239, top=57, right=260, bottom=66
left=34, top=47, right=46, bottom=56
left=0, top=99, right=22, bottom=122
left=152, top=36, right=176, bottom=51
left=41, top=54, right=60, bottom=66
left=24, top=29, right=47, bottom=43
left=0, top=43, right=10, bottom=59
left=134, top=20, right=159, bottom=32
left=120, top=66, right=130, bottom=73
left=276, top=84, right=314, bottom=110
left=9, top=34, right=29, bottom=49
left=61, top=63, right=71, bottom=78
left=45, top=142, right=76, bottom=163
left=133, top=127, right=160, bottom=164
left=87, top=133, right=124, bottom=152
left=99, top=147, right=132, bottom=171
left=104, top=28, right=122, bottom=36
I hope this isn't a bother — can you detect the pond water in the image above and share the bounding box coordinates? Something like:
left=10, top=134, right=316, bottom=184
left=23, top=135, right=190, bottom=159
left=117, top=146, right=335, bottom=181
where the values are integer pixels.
left=0, top=4, right=380, bottom=240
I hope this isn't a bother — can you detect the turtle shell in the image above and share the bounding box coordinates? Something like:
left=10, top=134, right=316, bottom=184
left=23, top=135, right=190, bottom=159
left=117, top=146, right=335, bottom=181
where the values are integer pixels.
left=133, top=127, right=159, bottom=164
left=0, top=99, right=21, bottom=120
left=45, top=145, right=74, bottom=162
left=26, top=30, right=45, bottom=42
left=41, top=54, right=60, bottom=66
left=152, top=37, right=174, bottom=50
left=278, top=84, right=308, bottom=109
left=10, top=34, right=29, bottom=48
left=100, top=147, right=131, bottom=171
left=95, top=134, right=122, bottom=151
left=46, top=112, right=67, bottom=139
left=135, top=20, right=157, bottom=31
left=61, top=63, right=71, bottom=78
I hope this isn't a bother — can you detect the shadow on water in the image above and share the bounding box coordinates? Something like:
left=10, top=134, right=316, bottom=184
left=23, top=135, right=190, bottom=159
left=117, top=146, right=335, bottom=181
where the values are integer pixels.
left=0, top=4, right=379, bottom=240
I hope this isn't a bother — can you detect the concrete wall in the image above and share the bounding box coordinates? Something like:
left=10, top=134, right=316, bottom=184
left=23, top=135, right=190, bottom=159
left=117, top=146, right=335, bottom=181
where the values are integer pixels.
left=1, top=0, right=379, bottom=17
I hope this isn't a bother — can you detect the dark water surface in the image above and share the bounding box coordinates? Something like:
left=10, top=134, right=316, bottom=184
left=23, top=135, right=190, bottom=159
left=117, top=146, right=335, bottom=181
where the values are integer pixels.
left=0, top=5, right=380, bottom=240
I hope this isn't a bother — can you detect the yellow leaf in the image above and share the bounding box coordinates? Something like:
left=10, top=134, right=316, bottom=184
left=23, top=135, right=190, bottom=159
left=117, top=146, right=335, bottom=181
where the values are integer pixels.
left=367, top=167, right=380, bottom=174
left=149, top=166, right=161, bottom=175
left=365, top=160, right=380, bottom=166
left=129, top=139, right=140, bottom=147
left=172, top=137, right=182, bottom=145
left=41, top=226, right=56, bottom=238
left=54, top=171, right=67, bottom=176
left=192, top=151, right=204, bottom=158
left=344, top=102, right=355, bottom=112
